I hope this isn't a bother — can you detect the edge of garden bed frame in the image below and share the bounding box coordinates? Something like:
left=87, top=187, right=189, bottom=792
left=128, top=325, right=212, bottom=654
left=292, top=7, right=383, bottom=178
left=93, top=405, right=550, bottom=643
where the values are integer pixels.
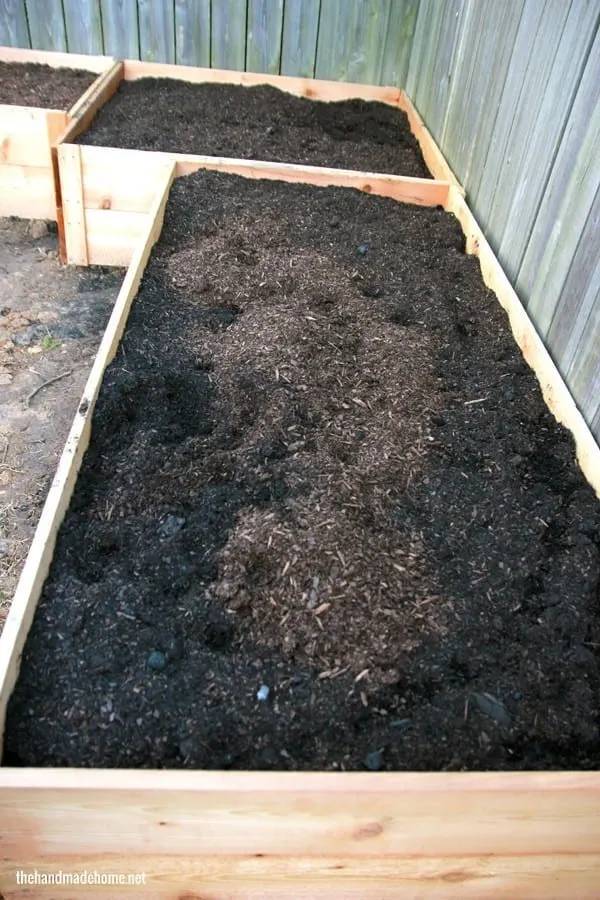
left=1, top=158, right=600, bottom=898
left=0, top=46, right=117, bottom=222
left=53, top=57, right=463, bottom=266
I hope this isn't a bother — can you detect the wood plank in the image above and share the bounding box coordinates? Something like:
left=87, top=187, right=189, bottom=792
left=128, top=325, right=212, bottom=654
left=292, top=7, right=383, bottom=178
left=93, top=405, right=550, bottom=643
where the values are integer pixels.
left=0, top=0, right=30, bottom=47
left=59, top=143, right=88, bottom=264
left=446, top=185, right=600, bottom=500
left=476, top=0, right=571, bottom=243
left=399, top=91, right=462, bottom=188
left=62, top=0, right=104, bottom=54
left=379, top=0, right=419, bottom=88
left=0, top=163, right=176, bottom=750
left=174, top=0, right=211, bottom=68
left=123, top=59, right=401, bottom=104
left=99, top=0, right=140, bottom=59
left=498, top=1, right=600, bottom=282
left=1, top=853, right=600, bottom=898
left=246, top=0, right=284, bottom=74
left=210, top=0, right=248, bottom=72
left=279, top=0, right=320, bottom=78
left=23, top=0, right=67, bottom=51
left=0, top=45, right=110, bottom=70
left=80, top=144, right=170, bottom=212
left=56, top=60, right=124, bottom=144
left=85, top=207, right=148, bottom=265
left=0, top=106, right=62, bottom=166
left=138, top=0, right=175, bottom=63
left=314, top=0, right=392, bottom=85
left=516, top=27, right=600, bottom=309
left=0, top=162, right=54, bottom=218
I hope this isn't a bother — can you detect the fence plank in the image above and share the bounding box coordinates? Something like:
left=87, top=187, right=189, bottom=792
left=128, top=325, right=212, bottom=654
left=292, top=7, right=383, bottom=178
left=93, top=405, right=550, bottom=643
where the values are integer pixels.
left=25, top=0, right=67, bottom=51
left=211, top=0, right=247, bottom=71
left=0, top=0, right=30, bottom=46
left=138, top=0, right=175, bottom=63
left=315, top=0, right=394, bottom=85
left=174, top=0, right=210, bottom=67
left=100, top=0, right=139, bottom=59
left=519, top=32, right=600, bottom=337
left=62, top=0, right=103, bottom=53
left=279, top=0, right=319, bottom=78
left=379, top=0, right=418, bottom=88
left=246, top=0, right=283, bottom=74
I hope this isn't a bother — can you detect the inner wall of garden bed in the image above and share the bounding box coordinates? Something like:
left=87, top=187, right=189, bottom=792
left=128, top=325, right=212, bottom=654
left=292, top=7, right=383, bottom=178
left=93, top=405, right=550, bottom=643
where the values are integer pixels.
left=0, top=48, right=117, bottom=221
left=54, top=58, right=459, bottom=266
left=1, top=163, right=600, bottom=896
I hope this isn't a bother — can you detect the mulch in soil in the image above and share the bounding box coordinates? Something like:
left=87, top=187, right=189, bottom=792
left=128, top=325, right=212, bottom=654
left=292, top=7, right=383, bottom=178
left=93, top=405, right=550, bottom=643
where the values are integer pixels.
left=75, top=79, right=430, bottom=177
left=5, top=171, right=600, bottom=774
left=0, top=62, right=96, bottom=110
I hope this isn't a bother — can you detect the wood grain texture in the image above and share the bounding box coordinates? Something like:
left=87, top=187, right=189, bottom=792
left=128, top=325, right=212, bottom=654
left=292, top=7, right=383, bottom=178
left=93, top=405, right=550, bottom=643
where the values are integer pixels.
left=379, top=0, right=419, bottom=89
left=211, top=0, right=247, bottom=71
left=62, top=0, right=104, bottom=53
left=138, top=0, right=175, bottom=63
left=279, top=0, right=320, bottom=78
left=24, top=0, right=67, bottom=51
left=100, top=0, right=139, bottom=58
left=315, top=0, right=392, bottom=85
left=246, top=0, right=284, bottom=74
left=0, top=0, right=30, bottom=46
left=174, top=0, right=211, bottom=67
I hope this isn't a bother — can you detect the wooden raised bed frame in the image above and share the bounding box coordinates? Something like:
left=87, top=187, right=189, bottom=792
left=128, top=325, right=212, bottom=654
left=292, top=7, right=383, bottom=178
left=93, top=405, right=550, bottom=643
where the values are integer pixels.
left=1, top=152, right=600, bottom=896
left=55, top=58, right=462, bottom=267
left=0, top=47, right=119, bottom=221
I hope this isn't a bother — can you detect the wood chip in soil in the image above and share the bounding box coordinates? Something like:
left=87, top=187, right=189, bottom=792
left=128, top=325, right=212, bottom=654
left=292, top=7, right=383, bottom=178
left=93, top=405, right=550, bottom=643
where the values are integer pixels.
left=5, top=171, right=600, bottom=774
left=0, top=62, right=97, bottom=109
left=75, top=79, right=430, bottom=177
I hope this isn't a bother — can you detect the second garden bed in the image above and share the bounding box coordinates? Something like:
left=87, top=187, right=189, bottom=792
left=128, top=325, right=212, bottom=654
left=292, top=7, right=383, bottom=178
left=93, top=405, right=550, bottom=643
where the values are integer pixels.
left=5, top=168, right=600, bottom=773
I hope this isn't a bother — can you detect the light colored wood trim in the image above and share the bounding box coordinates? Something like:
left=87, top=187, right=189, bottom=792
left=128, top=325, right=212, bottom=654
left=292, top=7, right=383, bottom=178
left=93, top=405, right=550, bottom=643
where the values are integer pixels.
left=56, top=61, right=124, bottom=146
left=84, top=207, right=148, bottom=266
left=0, top=46, right=113, bottom=73
left=0, top=106, right=67, bottom=166
left=58, top=144, right=88, bottom=265
left=0, top=163, right=55, bottom=218
left=122, top=58, right=402, bottom=105
left=400, top=90, right=463, bottom=190
left=446, top=185, right=600, bottom=498
left=66, top=60, right=124, bottom=120
left=0, top=162, right=176, bottom=751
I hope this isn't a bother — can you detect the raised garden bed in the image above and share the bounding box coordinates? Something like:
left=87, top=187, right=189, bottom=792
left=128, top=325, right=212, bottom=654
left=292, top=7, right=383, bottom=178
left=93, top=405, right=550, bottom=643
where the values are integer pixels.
left=0, top=48, right=118, bottom=221
left=0, top=160, right=599, bottom=894
left=54, top=60, right=459, bottom=267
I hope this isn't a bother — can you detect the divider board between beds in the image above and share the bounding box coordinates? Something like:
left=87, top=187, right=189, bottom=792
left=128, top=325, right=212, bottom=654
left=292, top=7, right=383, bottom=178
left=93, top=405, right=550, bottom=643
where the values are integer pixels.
left=0, top=161, right=599, bottom=898
left=53, top=58, right=461, bottom=267
left=0, top=47, right=118, bottom=221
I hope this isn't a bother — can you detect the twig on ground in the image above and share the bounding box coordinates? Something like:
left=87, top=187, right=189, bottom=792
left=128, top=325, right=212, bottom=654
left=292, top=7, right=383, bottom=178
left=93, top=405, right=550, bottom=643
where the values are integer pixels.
left=26, top=370, right=72, bottom=407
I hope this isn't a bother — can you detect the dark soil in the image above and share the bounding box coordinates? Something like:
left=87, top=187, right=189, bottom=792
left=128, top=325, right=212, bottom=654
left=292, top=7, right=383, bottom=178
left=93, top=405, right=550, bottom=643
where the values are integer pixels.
left=5, top=172, right=600, bottom=773
left=0, top=62, right=96, bottom=110
left=75, top=79, right=430, bottom=177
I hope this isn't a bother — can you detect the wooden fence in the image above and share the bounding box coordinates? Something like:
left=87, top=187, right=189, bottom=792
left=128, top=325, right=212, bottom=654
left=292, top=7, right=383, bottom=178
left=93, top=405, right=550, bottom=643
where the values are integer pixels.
left=407, top=0, right=600, bottom=443
left=0, top=0, right=418, bottom=84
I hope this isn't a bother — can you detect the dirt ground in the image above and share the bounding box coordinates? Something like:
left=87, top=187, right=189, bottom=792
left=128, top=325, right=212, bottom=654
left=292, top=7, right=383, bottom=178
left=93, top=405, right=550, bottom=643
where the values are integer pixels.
left=6, top=172, right=600, bottom=773
left=77, top=80, right=430, bottom=177
left=0, top=62, right=96, bottom=110
left=0, top=218, right=123, bottom=624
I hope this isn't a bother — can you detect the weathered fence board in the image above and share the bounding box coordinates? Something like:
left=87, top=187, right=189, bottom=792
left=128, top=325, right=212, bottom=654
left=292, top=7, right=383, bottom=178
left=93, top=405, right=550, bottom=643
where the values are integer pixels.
left=246, top=0, right=284, bottom=74
left=99, top=0, right=139, bottom=59
left=279, top=0, right=319, bottom=78
left=24, top=0, right=66, bottom=51
left=408, top=0, right=600, bottom=442
left=174, top=0, right=210, bottom=68
left=315, top=0, right=392, bottom=84
left=211, top=0, right=247, bottom=71
left=62, top=0, right=104, bottom=54
left=0, top=0, right=29, bottom=46
left=138, top=0, right=175, bottom=63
